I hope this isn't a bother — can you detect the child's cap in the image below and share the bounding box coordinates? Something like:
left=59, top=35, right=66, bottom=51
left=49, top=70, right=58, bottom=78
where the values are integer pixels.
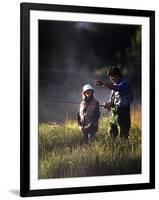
left=83, top=84, right=94, bottom=93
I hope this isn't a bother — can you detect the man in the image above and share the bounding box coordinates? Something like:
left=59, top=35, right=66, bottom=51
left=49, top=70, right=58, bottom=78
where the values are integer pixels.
left=95, top=67, right=133, bottom=139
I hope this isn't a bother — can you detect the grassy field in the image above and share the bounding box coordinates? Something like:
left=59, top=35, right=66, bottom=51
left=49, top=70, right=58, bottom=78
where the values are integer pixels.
left=38, top=108, right=141, bottom=179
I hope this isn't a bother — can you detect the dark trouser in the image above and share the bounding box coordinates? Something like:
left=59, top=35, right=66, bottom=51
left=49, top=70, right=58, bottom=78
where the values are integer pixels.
left=108, top=105, right=131, bottom=139
left=83, top=132, right=96, bottom=143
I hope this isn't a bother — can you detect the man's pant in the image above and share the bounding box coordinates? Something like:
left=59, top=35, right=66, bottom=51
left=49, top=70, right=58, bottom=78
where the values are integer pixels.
left=108, top=105, right=131, bottom=139
left=83, top=132, right=96, bottom=143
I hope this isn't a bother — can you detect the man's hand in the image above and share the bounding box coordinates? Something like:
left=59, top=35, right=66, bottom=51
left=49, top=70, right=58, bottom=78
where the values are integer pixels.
left=94, top=80, right=105, bottom=86
left=79, top=123, right=91, bottom=133
left=79, top=126, right=84, bottom=133
left=84, top=123, right=91, bottom=130
left=94, top=80, right=114, bottom=90
left=103, top=102, right=112, bottom=111
left=80, top=126, right=87, bottom=133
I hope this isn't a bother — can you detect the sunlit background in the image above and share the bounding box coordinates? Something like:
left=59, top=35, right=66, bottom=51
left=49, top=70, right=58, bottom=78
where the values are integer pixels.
left=39, top=20, right=141, bottom=123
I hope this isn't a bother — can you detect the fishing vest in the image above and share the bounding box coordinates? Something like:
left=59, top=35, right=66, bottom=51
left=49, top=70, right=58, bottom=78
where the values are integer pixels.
left=110, top=80, right=133, bottom=107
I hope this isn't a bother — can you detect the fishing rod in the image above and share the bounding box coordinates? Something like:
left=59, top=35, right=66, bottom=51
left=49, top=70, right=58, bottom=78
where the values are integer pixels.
left=39, top=100, right=105, bottom=108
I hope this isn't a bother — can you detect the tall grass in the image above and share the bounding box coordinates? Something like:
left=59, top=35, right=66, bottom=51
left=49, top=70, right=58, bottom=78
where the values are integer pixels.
left=131, top=104, right=141, bottom=128
left=39, top=109, right=141, bottom=179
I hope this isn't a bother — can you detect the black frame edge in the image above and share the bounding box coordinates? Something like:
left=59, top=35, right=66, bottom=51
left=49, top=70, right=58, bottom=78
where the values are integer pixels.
left=20, top=3, right=30, bottom=197
left=22, top=183, right=155, bottom=197
left=150, top=11, right=155, bottom=188
left=21, top=2, right=155, bottom=17
left=20, top=2, right=155, bottom=197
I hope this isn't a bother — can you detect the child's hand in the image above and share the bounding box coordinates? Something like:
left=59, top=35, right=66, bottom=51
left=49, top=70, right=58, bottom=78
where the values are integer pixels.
left=94, top=80, right=104, bottom=86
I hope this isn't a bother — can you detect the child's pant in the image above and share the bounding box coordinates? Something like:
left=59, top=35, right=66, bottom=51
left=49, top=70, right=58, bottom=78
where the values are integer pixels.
left=108, top=105, right=131, bottom=139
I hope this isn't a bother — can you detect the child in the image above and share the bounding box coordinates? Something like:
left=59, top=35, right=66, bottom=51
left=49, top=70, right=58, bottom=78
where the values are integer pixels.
left=77, top=84, right=100, bottom=143
left=95, top=66, right=133, bottom=139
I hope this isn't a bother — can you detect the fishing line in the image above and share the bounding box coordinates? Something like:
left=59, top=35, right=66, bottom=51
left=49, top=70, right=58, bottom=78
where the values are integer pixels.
left=39, top=100, right=105, bottom=107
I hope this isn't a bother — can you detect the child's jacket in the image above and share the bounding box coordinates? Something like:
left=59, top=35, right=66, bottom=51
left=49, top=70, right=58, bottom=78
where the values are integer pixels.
left=77, top=97, right=100, bottom=133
